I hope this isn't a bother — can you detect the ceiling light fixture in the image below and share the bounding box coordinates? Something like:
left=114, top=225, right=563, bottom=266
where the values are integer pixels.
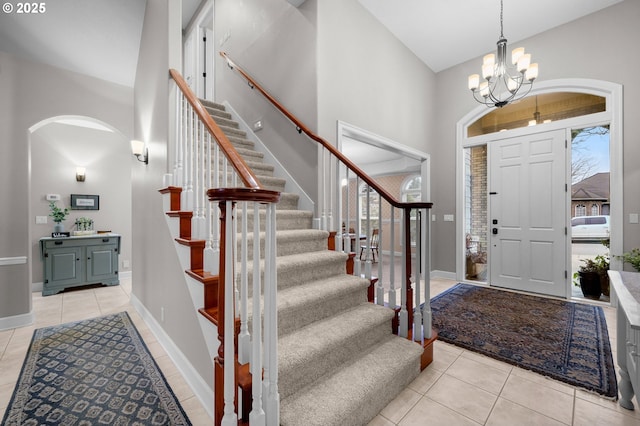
left=468, top=0, right=539, bottom=108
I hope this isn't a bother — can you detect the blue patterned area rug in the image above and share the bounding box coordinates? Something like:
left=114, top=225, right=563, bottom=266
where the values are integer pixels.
left=431, top=283, right=618, bottom=398
left=2, top=312, right=191, bottom=425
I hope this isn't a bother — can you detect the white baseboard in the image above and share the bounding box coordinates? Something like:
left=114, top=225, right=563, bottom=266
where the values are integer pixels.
left=129, top=293, right=214, bottom=418
left=0, top=310, right=34, bottom=331
left=431, top=270, right=457, bottom=281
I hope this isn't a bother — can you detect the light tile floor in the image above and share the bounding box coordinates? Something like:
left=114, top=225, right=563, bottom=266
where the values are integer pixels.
left=369, top=278, right=640, bottom=426
left=1, top=277, right=639, bottom=425
left=0, top=278, right=212, bottom=424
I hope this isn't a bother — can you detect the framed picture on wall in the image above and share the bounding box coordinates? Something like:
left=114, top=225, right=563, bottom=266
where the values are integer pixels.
left=70, top=194, right=100, bottom=210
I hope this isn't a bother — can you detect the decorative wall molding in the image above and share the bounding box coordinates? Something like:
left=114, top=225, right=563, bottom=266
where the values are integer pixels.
left=0, top=256, right=27, bottom=266
left=0, top=310, right=34, bottom=331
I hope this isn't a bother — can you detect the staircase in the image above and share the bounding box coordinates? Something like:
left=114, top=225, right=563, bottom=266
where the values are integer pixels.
left=162, top=97, right=424, bottom=425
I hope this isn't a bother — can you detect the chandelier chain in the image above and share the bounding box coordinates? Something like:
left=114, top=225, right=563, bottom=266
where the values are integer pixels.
left=499, top=0, right=504, bottom=38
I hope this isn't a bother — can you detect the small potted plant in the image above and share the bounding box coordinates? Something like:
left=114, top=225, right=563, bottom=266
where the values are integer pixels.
left=573, top=254, right=610, bottom=299
left=49, top=201, right=69, bottom=233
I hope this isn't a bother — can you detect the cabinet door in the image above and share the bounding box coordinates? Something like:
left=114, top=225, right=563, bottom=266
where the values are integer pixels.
left=45, top=247, right=83, bottom=287
left=86, top=244, right=118, bottom=282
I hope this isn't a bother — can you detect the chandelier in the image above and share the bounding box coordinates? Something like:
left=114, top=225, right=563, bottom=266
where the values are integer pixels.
left=468, top=0, right=539, bottom=108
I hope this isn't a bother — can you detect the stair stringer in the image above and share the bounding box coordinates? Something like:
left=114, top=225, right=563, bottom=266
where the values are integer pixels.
left=222, top=101, right=316, bottom=220
left=160, top=194, right=220, bottom=362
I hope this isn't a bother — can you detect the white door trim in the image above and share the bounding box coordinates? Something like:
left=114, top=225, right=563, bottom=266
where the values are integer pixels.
left=456, top=79, right=623, bottom=297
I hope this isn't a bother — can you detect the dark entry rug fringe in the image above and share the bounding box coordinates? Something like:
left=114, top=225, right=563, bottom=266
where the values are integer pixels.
left=2, top=312, right=191, bottom=425
left=430, top=283, right=618, bottom=398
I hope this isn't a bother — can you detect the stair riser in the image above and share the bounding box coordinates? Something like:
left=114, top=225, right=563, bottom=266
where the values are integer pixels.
left=278, top=314, right=393, bottom=400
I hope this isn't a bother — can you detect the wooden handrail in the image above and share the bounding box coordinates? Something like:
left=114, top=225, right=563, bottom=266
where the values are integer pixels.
left=220, top=52, right=433, bottom=211
left=169, top=69, right=262, bottom=189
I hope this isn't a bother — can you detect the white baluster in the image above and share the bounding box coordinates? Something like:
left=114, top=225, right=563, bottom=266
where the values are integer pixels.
left=376, top=195, right=384, bottom=306
left=389, top=207, right=396, bottom=310
left=204, top=132, right=217, bottom=273
left=364, top=186, right=372, bottom=280
left=238, top=202, right=250, bottom=364
left=250, top=202, right=265, bottom=424
left=263, top=203, right=280, bottom=425
left=413, top=209, right=423, bottom=342
left=422, top=208, right=432, bottom=339
left=354, top=177, right=361, bottom=277
left=221, top=200, right=238, bottom=426
left=399, top=209, right=409, bottom=338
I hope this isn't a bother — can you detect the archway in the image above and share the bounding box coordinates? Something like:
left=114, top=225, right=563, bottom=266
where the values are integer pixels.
left=28, top=116, right=132, bottom=292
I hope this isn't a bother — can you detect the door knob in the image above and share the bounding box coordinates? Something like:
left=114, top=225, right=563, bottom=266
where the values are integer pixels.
left=492, top=228, right=498, bottom=235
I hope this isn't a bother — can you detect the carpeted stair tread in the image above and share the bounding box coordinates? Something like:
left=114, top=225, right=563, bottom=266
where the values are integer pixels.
left=245, top=250, right=349, bottom=293
left=278, top=303, right=395, bottom=399
left=218, top=124, right=247, bottom=139
left=275, top=250, right=349, bottom=284
left=239, top=208, right=311, bottom=230
left=226, top=135, right=256, bottom=150
left=199, top=99, right=226, bottom=112
left=242, top=229, right=329, bottom=259
left=218, top=172, right=286, bottom=193
left=245, top=160, right=274, bottom=176
left=280, top=335, right=423, bottom=426
left=275, top=274, right=371, bottom=336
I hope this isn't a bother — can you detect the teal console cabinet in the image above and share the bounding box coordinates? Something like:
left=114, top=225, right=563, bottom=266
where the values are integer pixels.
left=40, top=234, right=120, bottom=296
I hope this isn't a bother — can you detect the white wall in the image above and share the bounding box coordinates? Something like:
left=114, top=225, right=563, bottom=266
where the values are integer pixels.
left=30, top=122, right=132, bottom=284
left=431, top=0, right=640, bottom=273
left=0, top=50, right=133, bottom=325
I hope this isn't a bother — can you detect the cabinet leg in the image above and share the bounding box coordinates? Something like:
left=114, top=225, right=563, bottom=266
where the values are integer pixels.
left=619, top=367, right=635, bottom=410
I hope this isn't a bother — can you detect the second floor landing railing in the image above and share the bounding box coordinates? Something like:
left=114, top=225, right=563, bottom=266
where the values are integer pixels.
left=220, top=52, right=434, bottom=342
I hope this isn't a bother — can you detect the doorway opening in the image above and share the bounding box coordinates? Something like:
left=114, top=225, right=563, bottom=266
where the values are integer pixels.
left=457, top=79, right=622, bottom=299
left=570, top=125, right=611, bottom=302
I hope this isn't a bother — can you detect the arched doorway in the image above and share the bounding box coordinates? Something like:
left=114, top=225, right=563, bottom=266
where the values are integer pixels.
left=28, top=116, right=132, bottom=292
left=455, top=79, right=623, bottom=299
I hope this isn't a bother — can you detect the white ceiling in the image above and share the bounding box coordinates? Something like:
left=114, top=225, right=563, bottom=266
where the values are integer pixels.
left=0, top=0, right=623, bottom=86
left=358, top=0, right=624, bottom=72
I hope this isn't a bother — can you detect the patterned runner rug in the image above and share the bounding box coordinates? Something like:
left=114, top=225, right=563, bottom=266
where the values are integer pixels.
left=431, top=283, right=618, bottom=398
left=2, top=312, right=191, bottom=425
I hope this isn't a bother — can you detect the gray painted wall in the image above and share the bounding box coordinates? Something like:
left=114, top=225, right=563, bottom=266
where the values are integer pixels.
left=432, top=0, right=640, bottom=273
left=0, top=51, right=133, bottom=323
left=132, top=0, right=213, bottom=386
left=30, top=123, right=132, bottom=284
left=214, top=0, right=319, bottom=207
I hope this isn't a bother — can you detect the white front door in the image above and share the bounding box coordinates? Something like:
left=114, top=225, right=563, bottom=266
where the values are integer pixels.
left=489, top=130, right=567, bottom=297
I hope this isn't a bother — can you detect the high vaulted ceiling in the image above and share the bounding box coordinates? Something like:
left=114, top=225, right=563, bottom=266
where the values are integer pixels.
left=359, top=0, right=624, bottom=72
left=0, top=0, right=624, bottom=87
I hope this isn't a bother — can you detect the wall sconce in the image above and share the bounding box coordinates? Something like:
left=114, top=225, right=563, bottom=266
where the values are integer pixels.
left=131, top=140, right=148, bottom=164
left=76, top=167, right=86, bottom=182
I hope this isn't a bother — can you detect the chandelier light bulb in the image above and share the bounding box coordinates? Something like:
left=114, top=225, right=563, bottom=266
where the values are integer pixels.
left=468, top=74, right=480, bottom=91
left=511, top=47, right=524, bottom=65
left=526, top=63, right=539, bottom=81
left=517, top=53, right=531, bottom=73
